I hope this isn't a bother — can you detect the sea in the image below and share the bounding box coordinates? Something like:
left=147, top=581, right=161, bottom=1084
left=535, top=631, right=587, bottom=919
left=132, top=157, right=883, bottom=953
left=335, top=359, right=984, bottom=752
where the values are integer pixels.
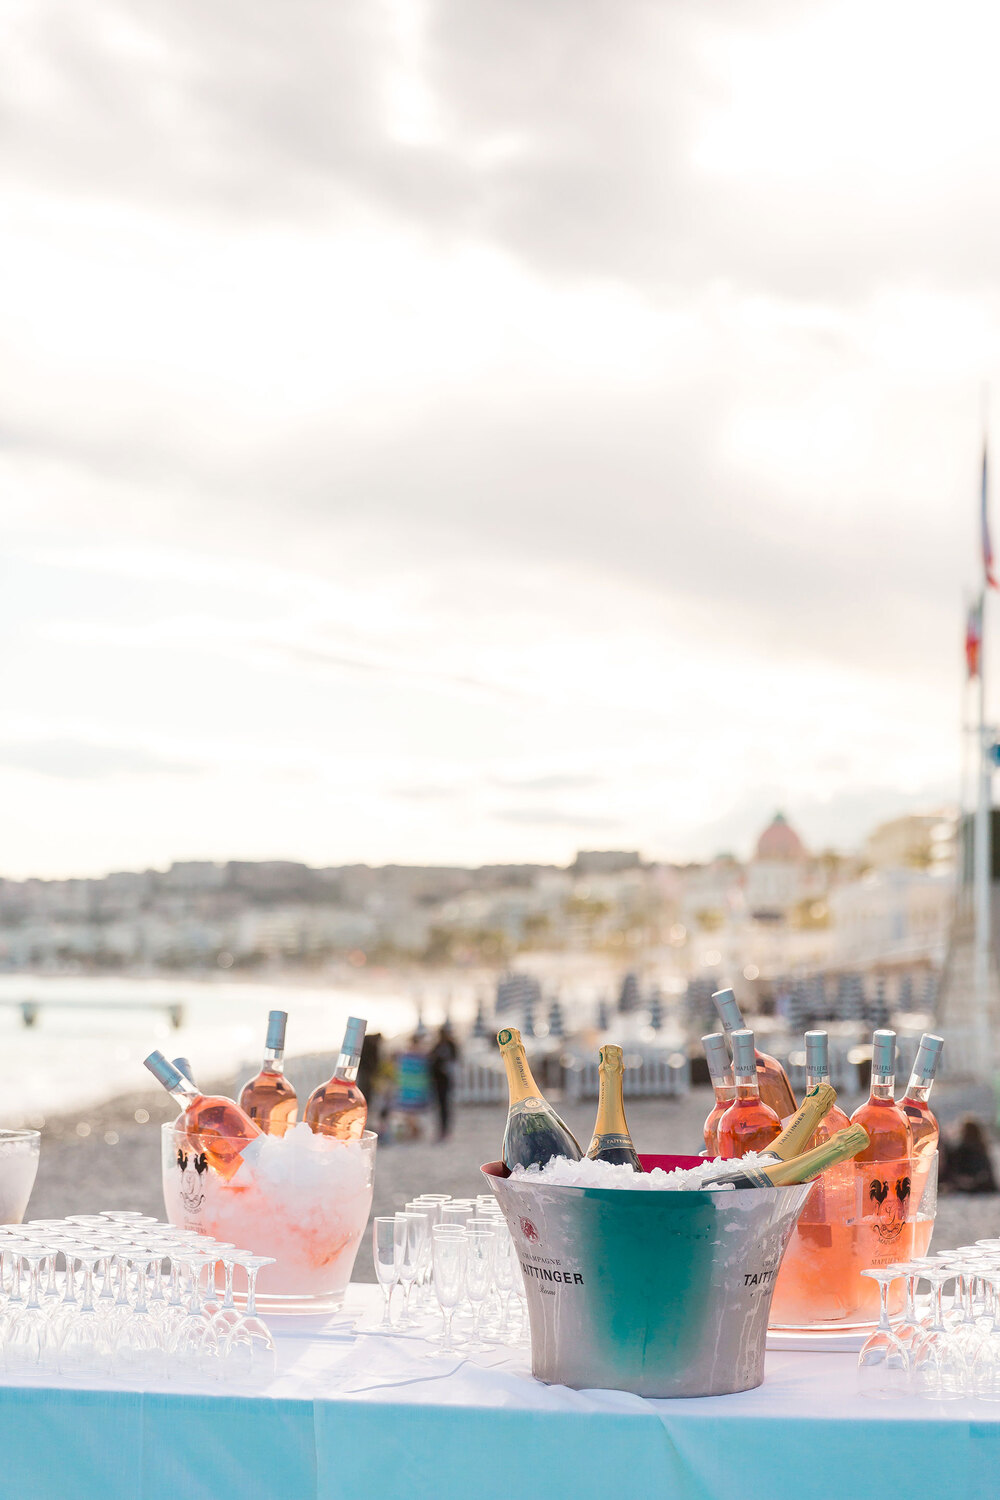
left=0, top=971, right=479, bottom=1124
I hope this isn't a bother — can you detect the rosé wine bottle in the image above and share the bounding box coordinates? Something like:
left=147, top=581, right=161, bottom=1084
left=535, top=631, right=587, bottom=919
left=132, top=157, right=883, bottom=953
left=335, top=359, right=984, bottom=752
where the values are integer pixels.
left=239, top=1010, right=298, bottom=1137
left=900, top=1032, right=943, bottom=1245
left=713, top=988, right=797, bottom=1119
left=804, top=1032, right=852, bottom=1144
left=716, top=1029, right=782, bottom=1159
left=899, top=1033, right=943, bottom=1163
left=701, top=1033, right=735, bottom=1156
left=144, top=1051, right=260, bottom=1182
left=850, top=1029, right=914, bottom=1313
left=304, top=1016, right=368, bottom=1141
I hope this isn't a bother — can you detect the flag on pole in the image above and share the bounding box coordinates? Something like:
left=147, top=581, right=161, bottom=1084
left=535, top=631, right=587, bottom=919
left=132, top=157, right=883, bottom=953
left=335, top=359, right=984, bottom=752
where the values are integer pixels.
left=967, top=596, right=984, bottom=679
left=982, top=445, right=998, bottom=590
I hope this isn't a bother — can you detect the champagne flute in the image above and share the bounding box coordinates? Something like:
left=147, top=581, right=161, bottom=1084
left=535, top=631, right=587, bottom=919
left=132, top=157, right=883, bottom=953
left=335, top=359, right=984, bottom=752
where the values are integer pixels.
left=857, top=1269, right=909, bottom=1397
left=223, top=1255, right=277, bottom=1384
left=463, top=1227, right=497, bottom=1352
left=59, top=1246, right=112, bottom=1378
left=971, top=1271, right=1000, bottom=1400
left=5, top=1245, right=49, bottom=1377
left=372, top=1217, right=402, bottom=1331
left=910, top=1268, right=969, bottom=1399
left=394, top=1213, right=428, bottom=1329
left=431, top=1226, right=467, bottom=1357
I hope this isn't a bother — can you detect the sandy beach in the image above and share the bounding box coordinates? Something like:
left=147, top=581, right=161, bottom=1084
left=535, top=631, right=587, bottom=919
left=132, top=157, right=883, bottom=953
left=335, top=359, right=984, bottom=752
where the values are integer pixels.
left=20, top=1055, right=999, bottom=1282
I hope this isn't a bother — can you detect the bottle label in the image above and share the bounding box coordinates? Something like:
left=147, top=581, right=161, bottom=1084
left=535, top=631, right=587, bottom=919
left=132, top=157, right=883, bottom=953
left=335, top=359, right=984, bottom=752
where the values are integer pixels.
left=593, top=1133, right=633, bottom=1150
left=514, top=1096, right=548, bottom=1114
left=862, top=1170, right=911, bottom=1243
left=173, top=1141, right=209, bottom=1220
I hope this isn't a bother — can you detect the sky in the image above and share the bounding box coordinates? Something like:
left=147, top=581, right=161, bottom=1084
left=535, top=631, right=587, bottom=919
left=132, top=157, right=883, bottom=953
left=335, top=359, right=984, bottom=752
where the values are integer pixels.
left=2, top=0, right=999, bottom=879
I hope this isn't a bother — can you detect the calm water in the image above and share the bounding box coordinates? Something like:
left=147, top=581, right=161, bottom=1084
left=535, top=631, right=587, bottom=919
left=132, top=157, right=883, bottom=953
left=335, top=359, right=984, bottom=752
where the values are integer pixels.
left=0, top=972, right=478, bottom=1123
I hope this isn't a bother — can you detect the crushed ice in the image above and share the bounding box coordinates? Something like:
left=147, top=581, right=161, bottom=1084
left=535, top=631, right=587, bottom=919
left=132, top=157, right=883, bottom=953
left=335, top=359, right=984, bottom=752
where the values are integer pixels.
left=509, top=1153, right=767, bottom=1191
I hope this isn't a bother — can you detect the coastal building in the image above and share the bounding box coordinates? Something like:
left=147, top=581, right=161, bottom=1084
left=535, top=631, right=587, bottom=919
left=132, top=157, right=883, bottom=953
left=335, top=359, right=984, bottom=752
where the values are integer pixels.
left=827, top=868, right=952, bottom=969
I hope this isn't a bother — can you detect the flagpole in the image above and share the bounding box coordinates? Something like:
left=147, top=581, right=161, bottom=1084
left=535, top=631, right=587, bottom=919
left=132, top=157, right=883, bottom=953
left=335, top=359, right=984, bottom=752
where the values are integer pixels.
left=974, top=430, right=993, bottom=1074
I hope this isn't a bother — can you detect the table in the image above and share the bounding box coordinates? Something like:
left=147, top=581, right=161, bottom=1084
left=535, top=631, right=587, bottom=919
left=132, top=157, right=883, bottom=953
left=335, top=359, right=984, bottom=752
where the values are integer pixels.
left=0, top=1285, right=997, bottom=1500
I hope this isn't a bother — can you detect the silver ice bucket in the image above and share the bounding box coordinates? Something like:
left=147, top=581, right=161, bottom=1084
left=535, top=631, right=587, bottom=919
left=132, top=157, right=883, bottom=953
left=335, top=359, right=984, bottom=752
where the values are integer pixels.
left=483, top=1154, right=811, bottom=1397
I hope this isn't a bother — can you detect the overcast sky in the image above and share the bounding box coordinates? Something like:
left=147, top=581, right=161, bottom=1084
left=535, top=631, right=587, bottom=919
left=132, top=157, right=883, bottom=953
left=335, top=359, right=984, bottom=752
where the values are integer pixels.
left=2, top=0, right=998, bottom=879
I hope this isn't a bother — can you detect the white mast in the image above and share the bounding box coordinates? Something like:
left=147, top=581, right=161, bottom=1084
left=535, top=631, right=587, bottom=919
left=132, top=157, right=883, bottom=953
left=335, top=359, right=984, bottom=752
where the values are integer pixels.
left=973, top=581, right=992, bottom=1070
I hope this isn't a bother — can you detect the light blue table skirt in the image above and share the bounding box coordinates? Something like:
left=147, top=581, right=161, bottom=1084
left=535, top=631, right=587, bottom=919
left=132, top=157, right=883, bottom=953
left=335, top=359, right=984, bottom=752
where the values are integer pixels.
left=2, top=1383, right=998, bottom=1500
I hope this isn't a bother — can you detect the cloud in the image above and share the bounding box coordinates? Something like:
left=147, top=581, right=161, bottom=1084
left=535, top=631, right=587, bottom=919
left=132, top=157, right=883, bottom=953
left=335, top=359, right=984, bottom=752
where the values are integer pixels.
left=0, top=739, right=201, bottom=780
left=6, top=0, right=1000, bottom=307
left=494, top=806, right=621, bottom=830
left=492, top=772, right=604, bottom=792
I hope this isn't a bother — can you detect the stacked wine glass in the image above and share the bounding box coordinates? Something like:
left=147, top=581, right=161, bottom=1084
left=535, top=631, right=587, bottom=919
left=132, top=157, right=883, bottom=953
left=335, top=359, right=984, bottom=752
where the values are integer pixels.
left=371, top=1193, right=527, bottom=1353
left=859, top=1241, right=1000, bottom=1399
left=0, top=1212, right=276, bottom=1384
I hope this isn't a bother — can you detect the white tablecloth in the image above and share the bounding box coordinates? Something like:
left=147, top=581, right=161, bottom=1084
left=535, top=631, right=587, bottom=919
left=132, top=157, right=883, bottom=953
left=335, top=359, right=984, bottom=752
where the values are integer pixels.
left=0, top=1284, right=996, bottom=1500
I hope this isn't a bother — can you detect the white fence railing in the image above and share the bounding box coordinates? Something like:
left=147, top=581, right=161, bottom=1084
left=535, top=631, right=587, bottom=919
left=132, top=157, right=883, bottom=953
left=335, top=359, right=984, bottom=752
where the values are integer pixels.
left=455, top=1063, right=509, bottom=1105
left=564, top=1053, right=690, bottom=1103
left=455, top=1052, right=691, bottom=1105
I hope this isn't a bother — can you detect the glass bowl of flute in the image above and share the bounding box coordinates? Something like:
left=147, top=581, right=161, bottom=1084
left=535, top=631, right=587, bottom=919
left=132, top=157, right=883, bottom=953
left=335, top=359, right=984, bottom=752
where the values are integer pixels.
left=153, top=1046, right=377, bottom=1314
left=160, top=1120, right=376, bottom=1312
left=770, top=1029, right=940, bottom=1331
left=703, top=1026, right=941, bottom=1333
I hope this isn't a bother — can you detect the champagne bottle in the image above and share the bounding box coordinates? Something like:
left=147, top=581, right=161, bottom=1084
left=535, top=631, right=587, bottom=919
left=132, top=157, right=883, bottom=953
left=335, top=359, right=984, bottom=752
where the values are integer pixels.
left=239, top=1010, right=298, bottom=1137
left=144, top=1051, right=260, bottom=1182
left=497, top=1027, right=582, bottom=1170
left=712, top=988, right=797, bottom=1117
left=304, top=1016, right=368, bottom=1140
left=701, top=1033, right=735, bottom=1155
left=716, top=1029, right=782, bottom=1158
left=756, top=1082, right=838, bottom=1163
left=701, top=1123, right=870, bottom=1191
left=900, top=1033, right=944, bottom=1163
left=586, top=1045, right=641, bottom=1170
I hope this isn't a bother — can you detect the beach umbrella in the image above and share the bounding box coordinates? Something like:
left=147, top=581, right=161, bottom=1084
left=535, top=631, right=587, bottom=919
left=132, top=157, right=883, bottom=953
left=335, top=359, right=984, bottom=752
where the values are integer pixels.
left=471, top=1000, right=489, bottom=1040
left=897, top=972, right=914, bottom=1012
left=618, top=971, right=640, bottom=1014
left=921, top=970, right=938, bottom=1011
left=684, top=976, right=715, bottom=1033
left=596, top=998, right=611, bottom=1030
left=836, top=972, right=864, bottom=1022
left=547, top=998, right=566, bottom=1039
left=647, top=986, right=664, bottom=1031
left=809, top=974, right=830, bottom=1022
left=785, top=981, right=809, bottom=1034
left=867, top=974, right=889, bottom=1030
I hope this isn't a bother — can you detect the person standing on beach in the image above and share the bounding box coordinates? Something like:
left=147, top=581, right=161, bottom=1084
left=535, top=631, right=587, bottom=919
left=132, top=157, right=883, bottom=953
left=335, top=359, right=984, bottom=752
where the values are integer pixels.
left=428, top=1022, right=459, bottom=1141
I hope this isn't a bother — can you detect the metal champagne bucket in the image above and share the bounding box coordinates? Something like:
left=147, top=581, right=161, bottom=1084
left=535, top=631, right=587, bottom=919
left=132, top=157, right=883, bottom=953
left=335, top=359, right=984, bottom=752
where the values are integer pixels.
left=483, top=1154, right=811, bottom=1397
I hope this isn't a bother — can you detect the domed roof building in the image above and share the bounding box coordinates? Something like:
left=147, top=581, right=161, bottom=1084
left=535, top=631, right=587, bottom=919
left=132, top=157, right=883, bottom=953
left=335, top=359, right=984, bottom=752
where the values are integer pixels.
left=754, top=811, right=807, bottom=864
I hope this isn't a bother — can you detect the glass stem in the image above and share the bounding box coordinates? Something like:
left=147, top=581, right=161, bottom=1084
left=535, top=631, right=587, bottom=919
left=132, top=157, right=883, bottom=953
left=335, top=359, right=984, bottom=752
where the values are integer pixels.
left=133, top=1262, right=149, bottom=1315
left=81, top=1263, right=95, bottom=1315
left=877, top=1276, right=891, bottom=1331
left=933, top=1280, right=946, bottom=1332
left=245, top=1267, right=258, bottom=1320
